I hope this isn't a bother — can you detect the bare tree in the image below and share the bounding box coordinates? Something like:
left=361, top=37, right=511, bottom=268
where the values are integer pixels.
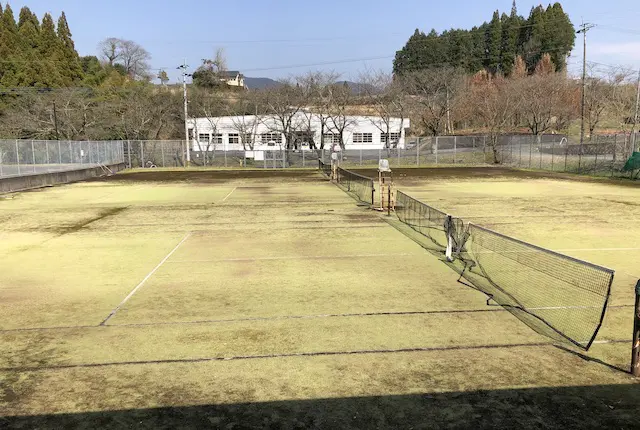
left=467, top=71, right=520, bottom=163
left=98, top=38, right=121, bottom=66
left=359, top=70, right=408, bottom=151
left=295, top=71, right=342, bottom=150
left=98, top=38, right=152, bottom=80
left=227, top=91, right=262, bottom=150
left=326, top=82, right=357, bottom=149
left=189, top=89, right=228, bottom=165
left=258, top=80, right=306, bottom=150
left=404, top=67, right=464, bottom=136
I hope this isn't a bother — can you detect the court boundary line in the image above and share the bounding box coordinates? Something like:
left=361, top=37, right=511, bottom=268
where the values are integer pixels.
left=99, top=232, right=192, bottom=326
left=221, top=187, right=237, bottom=203
left=166, top=253, right=415, bottom=263
left=1, top=305, right=633, bottom=334
left=2, top=339, right=630, bottom=373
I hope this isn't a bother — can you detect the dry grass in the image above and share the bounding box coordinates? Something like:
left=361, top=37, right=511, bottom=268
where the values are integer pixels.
left=1, top=169, right=639, bottom=429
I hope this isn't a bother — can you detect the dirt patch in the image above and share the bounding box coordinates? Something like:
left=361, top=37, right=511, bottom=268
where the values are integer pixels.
left=48, top=207, right=128, bottom=236
left=348, top=166, right=640, bottom=187
left=95, top=170, right=322, bottom=184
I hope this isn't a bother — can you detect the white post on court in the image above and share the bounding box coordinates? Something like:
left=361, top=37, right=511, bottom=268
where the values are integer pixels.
left=31, top=140, right=36, bottom=173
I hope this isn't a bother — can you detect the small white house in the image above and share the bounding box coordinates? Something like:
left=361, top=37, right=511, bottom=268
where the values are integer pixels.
left=188, top=112, right=409, bottom=153
left=220, top=71, right=245, bottom=88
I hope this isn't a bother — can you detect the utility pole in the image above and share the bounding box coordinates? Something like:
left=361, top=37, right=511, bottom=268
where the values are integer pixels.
left=632, top=69, right=640, bottom=153
left=577, top=21, right=595, bottom=170
left=53, top=101, right=60, bottom=140
left=178, top=59, right=192, bottom=166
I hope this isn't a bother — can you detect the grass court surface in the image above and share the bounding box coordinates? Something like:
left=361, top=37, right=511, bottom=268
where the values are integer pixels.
left=1, top=167, right=639, bottom=429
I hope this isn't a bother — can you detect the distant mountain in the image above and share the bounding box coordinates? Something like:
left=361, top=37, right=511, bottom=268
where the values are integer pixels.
left=244, top=77, right=282, bottom=90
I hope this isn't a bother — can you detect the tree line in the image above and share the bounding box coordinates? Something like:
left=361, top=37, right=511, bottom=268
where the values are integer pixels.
left=394, top=1, right=575, bottom=76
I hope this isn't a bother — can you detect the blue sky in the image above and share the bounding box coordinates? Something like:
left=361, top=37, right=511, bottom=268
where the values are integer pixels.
left=4, top=0, right=640, bottom=82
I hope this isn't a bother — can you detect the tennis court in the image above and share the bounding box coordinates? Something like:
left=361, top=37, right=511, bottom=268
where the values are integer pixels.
left=1, top=168, right=639, bottom=428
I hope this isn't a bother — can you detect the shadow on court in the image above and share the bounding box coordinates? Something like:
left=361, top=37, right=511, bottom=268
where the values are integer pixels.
left=3, top=383, right=640, bottom=429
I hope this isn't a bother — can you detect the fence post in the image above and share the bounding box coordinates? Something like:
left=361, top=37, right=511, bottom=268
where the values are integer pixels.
left=302, top=148, right=305, bottom=167
left=15, top=140, right=20, bottom=175
left=31, top=140, right=36, bottom=173
left=612, top=134, right=617, bottom=177
left=453, top=136, right=457, bottom=164
left=529, top=136, right=533, bottom=168
left=551, top=138, right=555, bottom=171
left=538, top=136, right=542, bottom=170
left=58, top=140, right=62, bottom=165
left=631, top=280, right=640, bottom=377
left=416, top=137, right=420, bottom=166
left=564, top=139, right=568, bottom=172
left=127, top=141, right=132, bottom=168
left=359, top=146, right=362, bottom=166
left=483, top=136, right=487, bottom=164
left=595, top=136, right=599, bottom=174
left=435, top=136, right=439, bottom=164
left=45, top=141, right=50, bottom=166
left=140, top=141, right=144, bottom=168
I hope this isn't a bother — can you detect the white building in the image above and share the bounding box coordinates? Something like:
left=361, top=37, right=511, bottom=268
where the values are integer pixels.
left=188, top=112, right=410, bottom=153
left=220, top=71, right=245, bottom=88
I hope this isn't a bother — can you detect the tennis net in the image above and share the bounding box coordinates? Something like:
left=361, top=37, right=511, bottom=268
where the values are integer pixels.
left=318, top=160, right=332, bottom=177
left=394, top=191, right=614, bottom=351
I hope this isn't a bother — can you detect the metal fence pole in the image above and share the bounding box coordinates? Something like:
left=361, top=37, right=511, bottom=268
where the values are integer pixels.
left=453, top=136, right=457, bottom=164
left=564, top=140, right=568, bottom=172
left=31, top=140, right=36, bottom=173
left=127, top=141, right=132, bottom=168
left=612, top=134, right=617, bottom=177
left=538, top=136, right=542, bottom=170
left=435, top=137, right=439, bottom=164
left=161, top=141, right=166, bottom=167
left=360, top=146, right=362, bottom=166
left=140, top=141, right=144, bottom=167
left=15, top=140, right=21, bottom=175
left=551, top=139, right=555, bottom=171
left=416, top=137, right=420, bottom=166
left=58, top=140, right=62, bottom=165
left=529, top=137, right=533, bottom=168
left=45, top=141, right=50, bottom=166
left=595, top=136, right=599, bottom=174
left=483, top=136, right=487, bottom=164
left=68, top=141, right=72, bottom=165
left=302, top=148, right=305, bottom=167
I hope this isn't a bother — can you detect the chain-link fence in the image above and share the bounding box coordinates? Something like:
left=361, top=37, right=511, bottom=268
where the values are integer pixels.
left=323, top=133, right=639, bottom=178
left=0, top=140, right=124, bottom=178
left=4, top=136, right=635, bottom=177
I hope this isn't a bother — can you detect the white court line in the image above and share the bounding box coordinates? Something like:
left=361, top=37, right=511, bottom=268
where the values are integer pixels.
left=100, top=232, right=192, bottom=325
left=221, top=187, right=237, bottom=203
left=167, top=253, right=415, bottom=263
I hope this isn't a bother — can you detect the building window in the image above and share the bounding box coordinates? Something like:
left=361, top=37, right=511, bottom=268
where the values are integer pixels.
left=198, top=133, right=210, bottom=142
left=211, top=133, right=223, bottom=144
left=381, top=132, right=401, bottom=143
left=323, top=134, right=340, bottom=144
left=353, top=133, right=373, bottom=143
left=228, top=133, right=239, bottom=144
left=261, top=133, right=282, bottom=145
left=242, top=133, right=253, bottom=145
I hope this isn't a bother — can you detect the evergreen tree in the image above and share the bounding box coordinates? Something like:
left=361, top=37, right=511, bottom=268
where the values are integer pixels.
left=542, top=3, right=575, bottom=71
left=15, top=8, right=41, bottom=86
left=57, top=12, right=83, bottom=84
left=485, top=11, right=502, bottom=74
left=393, top=29, right=429, bottom=74
left=38, top=13, right=64, bottom=87
left=522, top=6, right=545, bottom=73
left=0, top=4, right=20, bottom=86
left=468, top=25, right=486, bottom=73
left=500, top=2, right=521, bottom=76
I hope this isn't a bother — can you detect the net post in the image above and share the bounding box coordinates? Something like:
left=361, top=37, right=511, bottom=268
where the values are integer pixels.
left=631, top=279, right=640, bottom=377
left=445, top=215, right=454, bottom=262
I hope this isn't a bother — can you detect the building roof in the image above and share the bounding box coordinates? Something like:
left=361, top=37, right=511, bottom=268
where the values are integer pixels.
left=221, top=71, right=242, bottom=78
